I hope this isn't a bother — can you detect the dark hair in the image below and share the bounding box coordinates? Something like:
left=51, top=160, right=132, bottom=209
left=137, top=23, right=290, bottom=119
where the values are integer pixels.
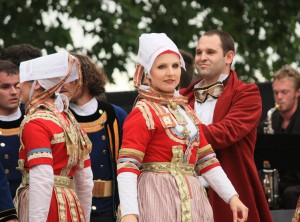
left=179, top=49, right=194, bottom=88
left=273, top=65, right=300, bottom=90
left=0, top=44, right=42, bottom=66
left=203, top=30, right=235, bottom=55
left=0, top=60, right=19, bottom=75
left=71, top=53, right=106, bottom=97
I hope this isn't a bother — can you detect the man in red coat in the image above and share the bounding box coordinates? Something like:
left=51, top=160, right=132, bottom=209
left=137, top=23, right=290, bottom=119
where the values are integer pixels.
left=181, top=30, right=273, bottom=222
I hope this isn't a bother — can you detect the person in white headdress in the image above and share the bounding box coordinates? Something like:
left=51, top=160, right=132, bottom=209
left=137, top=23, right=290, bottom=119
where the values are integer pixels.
left=116, top=33, right=249, bottom=222
left=14, top=51, right=93, bottom=222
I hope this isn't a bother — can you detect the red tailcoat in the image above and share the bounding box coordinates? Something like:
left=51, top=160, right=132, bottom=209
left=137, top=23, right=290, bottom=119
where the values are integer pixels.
left=181, top=70, right=273, bottom=222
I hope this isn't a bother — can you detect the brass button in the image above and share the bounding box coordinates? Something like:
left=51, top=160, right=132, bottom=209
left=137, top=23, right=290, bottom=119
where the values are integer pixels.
left=102, top=149, right=107, bottom=155
left=4, top=169, right=9, bottom=174
left=100, top=165, right=104, bottom=169
left=102, top=135, right=106, bottom=140
left=0, top=143, right=5, bottom=147
left=4, top=154, right=9, bottom=159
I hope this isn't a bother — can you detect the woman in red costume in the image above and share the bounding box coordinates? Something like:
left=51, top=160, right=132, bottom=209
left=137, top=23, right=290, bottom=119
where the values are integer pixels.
left=15, top=52, right=93, bottom=222
left=116, top=33, right=248, bottom=222
left=292, top=196, right=300, bottom=222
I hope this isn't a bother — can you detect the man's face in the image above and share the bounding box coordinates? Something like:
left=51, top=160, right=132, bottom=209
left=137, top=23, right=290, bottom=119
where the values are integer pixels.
left=195, top=34, right=232, bottom=84
left=0, top=72, right=20, bottom=115
left=273, top=77, right=300, bottom=113
left=60, top=80, right=83, bottom=104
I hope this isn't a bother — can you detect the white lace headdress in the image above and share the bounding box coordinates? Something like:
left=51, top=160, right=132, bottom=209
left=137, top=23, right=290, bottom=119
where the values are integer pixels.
left=19, top=51, right=81, bottom=112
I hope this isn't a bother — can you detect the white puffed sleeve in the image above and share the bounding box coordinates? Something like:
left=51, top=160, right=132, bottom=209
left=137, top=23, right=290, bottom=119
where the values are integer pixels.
left=203, top=166, right=238, bottom=203
left=29, top=164, right=54, bottom=222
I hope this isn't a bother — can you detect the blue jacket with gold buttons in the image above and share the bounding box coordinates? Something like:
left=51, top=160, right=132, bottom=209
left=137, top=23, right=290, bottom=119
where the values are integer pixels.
left=70, top=100, right=127, bottom=220
left=0, top=161, right=18, bottom=221
left=0, top=107, right=24, bottom=199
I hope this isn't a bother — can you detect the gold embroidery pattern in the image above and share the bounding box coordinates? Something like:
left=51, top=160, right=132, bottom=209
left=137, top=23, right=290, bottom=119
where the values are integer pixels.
left=142, top=146, right=194, bottom=222
left=145, top=100, right=188, bottom=144
left=27, top=152, right=52, bottom=162
left=51, top=132, right=66, bottom=144
left=136, top=101, right=155, bottom=130
left=64, top=188, right=79, bottom=222
left=79, top=112, right=107, bottom=133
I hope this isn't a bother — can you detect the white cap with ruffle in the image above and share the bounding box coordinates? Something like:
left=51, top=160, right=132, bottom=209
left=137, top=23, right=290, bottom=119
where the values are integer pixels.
left=20, top=51, right=81, bottom=112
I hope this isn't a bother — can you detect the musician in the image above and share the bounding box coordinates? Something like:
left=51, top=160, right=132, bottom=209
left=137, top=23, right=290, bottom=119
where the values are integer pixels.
left=261, top=65, right=300, bottom=209
left=262, top=66, right=300, bottom=134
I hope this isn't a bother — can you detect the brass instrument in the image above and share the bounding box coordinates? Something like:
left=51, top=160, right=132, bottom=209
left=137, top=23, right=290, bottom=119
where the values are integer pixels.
left=263, top=103, right=280, bottom=134
left=262, top=160, right=280, bottom=209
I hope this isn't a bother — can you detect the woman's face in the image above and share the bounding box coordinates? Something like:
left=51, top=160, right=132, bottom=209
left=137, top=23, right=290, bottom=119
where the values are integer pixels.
left=149, top=53, right=181, bottom=92
left=19, top=81, right=33, bottom=104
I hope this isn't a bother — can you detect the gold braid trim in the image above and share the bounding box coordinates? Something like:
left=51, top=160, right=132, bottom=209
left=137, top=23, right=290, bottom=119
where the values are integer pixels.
left=51, top=132, right=66, bottom=144
left=135, top=101, right=155, bottom=130
left=63, top=188, right=79, bottom=222
left=112, top=119, right=120, bottom=163
left=144, top=100, right=186, bottom=144
left=54, top=187, right=67, bottom=222
left=19, top=110, right=62, bottom=149
left=0, top=127, right=20, bottom=136
left=197, top=144, right=214, bottom=159
left=79, top=112, right=106, bottom=133
left=119, top=148, right=145, bottom=162
left=142, top=146, right=193, bottom=222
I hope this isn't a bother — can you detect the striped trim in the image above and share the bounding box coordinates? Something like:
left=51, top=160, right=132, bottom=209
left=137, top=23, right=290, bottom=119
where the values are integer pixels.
left=27, top=148, right=52, bottom=156
left=28, top=152, right=52, bottom=162
left=196, top=153, right=216, bottom=165
left=117, top=161, right=140, bottom=171
left=118, top=158, right=142, bottom=168
left=197, top=158, right=220, bottom=174
left=197, top=144, right=214, bottom=159
left=200, top=162, right=221, bottom=175
left=117, top=168, right=141, bottom=176
left=119, top=148, right=145, bottom=162
left=133, top=63, right=144, bottom=88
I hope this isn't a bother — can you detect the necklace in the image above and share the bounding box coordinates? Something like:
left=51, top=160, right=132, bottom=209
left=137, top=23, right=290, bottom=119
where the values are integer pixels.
left=167, top=101, right=190, bottom=142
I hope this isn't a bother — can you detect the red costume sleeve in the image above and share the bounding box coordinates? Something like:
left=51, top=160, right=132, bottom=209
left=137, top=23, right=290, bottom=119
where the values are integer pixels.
left=201, top=83, right=262, bottom=150
left=22, top=119, right=54, bottom=168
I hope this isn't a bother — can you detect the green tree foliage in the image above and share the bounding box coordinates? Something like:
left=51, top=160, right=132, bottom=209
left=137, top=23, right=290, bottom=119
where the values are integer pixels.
left=1, top=0, right=299, bottom=83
